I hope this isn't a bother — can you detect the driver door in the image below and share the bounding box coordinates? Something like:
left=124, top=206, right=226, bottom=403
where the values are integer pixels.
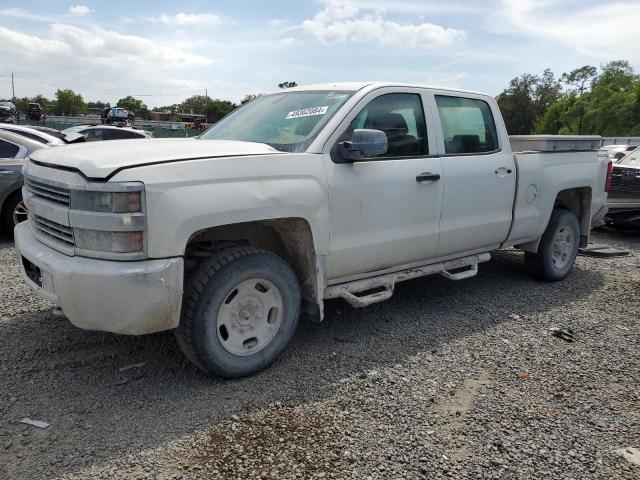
left=323, top=88, right=443, bottom=281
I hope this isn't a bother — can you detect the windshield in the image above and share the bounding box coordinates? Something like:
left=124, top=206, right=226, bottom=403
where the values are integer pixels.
left=199, top=91, right=353, bottom=152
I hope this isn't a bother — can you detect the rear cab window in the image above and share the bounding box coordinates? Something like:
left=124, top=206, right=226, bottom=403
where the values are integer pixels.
left=435, top=95, right=499, bottom=155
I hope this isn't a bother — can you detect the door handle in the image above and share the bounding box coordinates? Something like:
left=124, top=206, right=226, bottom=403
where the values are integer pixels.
left=495, top=167, right=513, bottom=176
left=0, top=170, right=16, bottom=176
left=416, top=172, right=441, bottom=182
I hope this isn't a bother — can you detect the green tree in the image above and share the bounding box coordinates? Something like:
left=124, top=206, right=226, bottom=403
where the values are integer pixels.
left=278, top=81, right=298, bottom=89
left=54, top=89, right=85, bottom=115
left=535, top=60, right=640, bottom=135
left=240, top=93, right=264, bottom=105
left=86, top=100, right=108, bottom=110
left=582, top=61, right=638, bottom=135
left=12, top=97, right=30, bottom=114
left=180, top=95, right=237, bottom=122
left=180, top=95, right=207, bottom=115
left=116, top=96, right=149, bottom=119
left=206, top=99, right=236, bottom=123
left=496, top=70, right=561, bottom=135
left=153, top=103, right=181, bottom=121
left=561, top=66, right=598, bottom=96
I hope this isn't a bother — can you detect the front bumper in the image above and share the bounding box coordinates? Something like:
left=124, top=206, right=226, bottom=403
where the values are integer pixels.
left=15, top=222, right=184, bottom=335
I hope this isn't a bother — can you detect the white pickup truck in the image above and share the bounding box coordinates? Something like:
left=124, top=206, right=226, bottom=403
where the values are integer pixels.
left=15, top=82, right=611, bottom=377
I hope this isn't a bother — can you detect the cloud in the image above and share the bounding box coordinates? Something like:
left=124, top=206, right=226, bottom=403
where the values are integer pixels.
left=0, top=7, right=53, bottom=22
left=302, top=0, right=465, bottom=48
left=0, top=24, right=214, bottom=104
left=341, top=0, right=482, bottom=15
left=493, top=0, right=640, bottom=59
left=68, top=5, right=90, bottom=16
left=150, top=12, right=221, bottom=27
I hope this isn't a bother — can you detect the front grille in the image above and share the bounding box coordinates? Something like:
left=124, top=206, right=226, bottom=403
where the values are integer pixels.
left=31, top=214, right=75, bottom=247
left=24, top=177, right=71, bottom=206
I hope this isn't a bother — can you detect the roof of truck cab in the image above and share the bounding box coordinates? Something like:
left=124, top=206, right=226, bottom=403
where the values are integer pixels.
left=286, top=81, right=488, bottom=96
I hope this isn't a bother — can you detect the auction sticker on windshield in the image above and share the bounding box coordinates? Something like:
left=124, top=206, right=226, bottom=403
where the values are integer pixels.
left=286, top=106, right=328, bottom=119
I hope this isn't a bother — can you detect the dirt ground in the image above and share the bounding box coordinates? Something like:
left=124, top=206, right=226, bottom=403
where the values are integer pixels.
left=0, top=228, right=638, bottom=479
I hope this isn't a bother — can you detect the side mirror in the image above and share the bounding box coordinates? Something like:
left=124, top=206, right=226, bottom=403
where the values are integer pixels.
left=338, top=129, right=388, bottom=162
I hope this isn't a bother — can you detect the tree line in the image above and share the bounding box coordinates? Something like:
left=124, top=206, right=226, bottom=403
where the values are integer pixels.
left=497, top=60, right=640, bottom=136
left=6, top=66, right=637, bottom=135
left=1, top=81, right=298, bottom=123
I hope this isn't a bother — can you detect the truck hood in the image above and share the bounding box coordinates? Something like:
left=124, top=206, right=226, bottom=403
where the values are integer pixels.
left=28, top=138, right=282, bottom=179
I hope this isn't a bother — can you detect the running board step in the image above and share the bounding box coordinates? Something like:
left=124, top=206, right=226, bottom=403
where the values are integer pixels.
left=325, top=253, right=490, bottom=308
left=440, top=263, right=478, bottom=281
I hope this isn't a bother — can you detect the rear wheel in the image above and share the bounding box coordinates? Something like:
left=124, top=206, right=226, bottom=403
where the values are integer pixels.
left=525, top=209, right=580, bottom=281
left=175, top=247, right=301, bottom=378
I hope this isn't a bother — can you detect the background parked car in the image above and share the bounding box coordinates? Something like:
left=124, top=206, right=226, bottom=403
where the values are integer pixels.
left=0, top=102, right=17, bottom=124
left=605, top=148, right=640, bottom=228
left=27, top=102, right=46, bottom=122
left=0, top=124, right=65, bottom=145
left=0, top=124, right=86, bottom=145
left=600, top=144, right=638, bottom=161
left=0, top=130, right=49, bottom=234
left=61, top=125, right=153, bottom=141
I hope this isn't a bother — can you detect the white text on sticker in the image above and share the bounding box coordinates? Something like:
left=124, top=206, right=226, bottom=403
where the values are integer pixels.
left=286, top=106, right=328, bottom=119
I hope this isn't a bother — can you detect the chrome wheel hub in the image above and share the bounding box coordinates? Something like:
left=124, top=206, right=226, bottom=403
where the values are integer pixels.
left=216, top=278, right=284, bottom=356
left=551, top=226, right=574, bottom=269
left=12, top=200, right=28, bottom=226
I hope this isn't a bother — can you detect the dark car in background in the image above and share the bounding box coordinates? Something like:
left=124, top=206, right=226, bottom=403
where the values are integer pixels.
left=0, top=102, right=17, bottom=124
left=27, top=102, right=45, bottom=122
left=605, top=148, right=640, bottom=228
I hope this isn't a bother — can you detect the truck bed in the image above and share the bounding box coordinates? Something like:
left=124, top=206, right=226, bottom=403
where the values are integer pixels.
left=504, top=135, right=608, bottom=249
left=509, top=135, right=601, bottom=153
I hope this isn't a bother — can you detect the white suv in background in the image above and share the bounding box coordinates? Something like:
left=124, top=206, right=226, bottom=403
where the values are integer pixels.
left=61, top=125, right=153, bottom=141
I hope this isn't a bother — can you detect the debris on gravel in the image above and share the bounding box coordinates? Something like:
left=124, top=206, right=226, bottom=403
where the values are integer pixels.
left=1, top=228, right=639, bottom=479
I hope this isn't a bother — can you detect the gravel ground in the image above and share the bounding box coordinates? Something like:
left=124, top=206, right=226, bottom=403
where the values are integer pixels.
left=0, top=229, right=639, bottom=479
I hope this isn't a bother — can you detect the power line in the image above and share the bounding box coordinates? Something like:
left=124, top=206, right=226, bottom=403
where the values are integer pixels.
left=9, top=73, right=204, bottom=98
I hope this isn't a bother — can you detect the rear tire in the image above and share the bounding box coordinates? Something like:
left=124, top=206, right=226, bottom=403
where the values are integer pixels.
left=175, top=247, right=301, bottom=378
left=525, top=209, right=580, bottom=282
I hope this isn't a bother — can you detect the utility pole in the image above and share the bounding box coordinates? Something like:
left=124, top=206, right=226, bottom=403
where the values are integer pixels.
left=11, top=73, right=15, bottom=101
left=205, top=89, right=208, bottom=123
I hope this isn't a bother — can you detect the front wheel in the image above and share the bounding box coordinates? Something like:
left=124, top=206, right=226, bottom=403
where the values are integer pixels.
left=2, top=193, right=27, bottom=235
left=175, top=247, right=301, bottom=378
left=525, top=209, right=580, bottom=281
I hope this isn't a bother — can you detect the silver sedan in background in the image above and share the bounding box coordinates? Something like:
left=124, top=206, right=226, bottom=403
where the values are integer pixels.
left=0, top=130, right=49, bottom=234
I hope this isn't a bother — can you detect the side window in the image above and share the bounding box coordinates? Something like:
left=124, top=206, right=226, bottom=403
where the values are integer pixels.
left=6, top=129, right=47, bottom=144
left=0, top=139, right=20, bottom=158
left=83, top=129, right=104, bottom=141
left=620, top=150, right=640, bottom=167
left=340, top=93, right=428, bottom=158
left=435, top=96, right=499, bottom=154
left=105, top=129, right=136, bottom=140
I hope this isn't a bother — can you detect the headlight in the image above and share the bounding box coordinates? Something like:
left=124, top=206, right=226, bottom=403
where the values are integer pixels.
left=71, top=191, right=142, bottom=213
left=68, top=182, right=146, bottom=259
left=74, top=229, right=143, bottom=253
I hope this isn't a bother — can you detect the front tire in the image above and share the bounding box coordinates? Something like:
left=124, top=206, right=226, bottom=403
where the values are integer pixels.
left=175, top=247, right=301, bottom=378
left=525, top=209, right=580, bottom=281
left=2, top=193, right=27, bottom=236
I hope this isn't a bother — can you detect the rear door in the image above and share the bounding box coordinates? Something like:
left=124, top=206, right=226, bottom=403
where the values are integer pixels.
left=429, top=92, right=516, bottom=257
left=324, top=88, right=443, bottom=280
